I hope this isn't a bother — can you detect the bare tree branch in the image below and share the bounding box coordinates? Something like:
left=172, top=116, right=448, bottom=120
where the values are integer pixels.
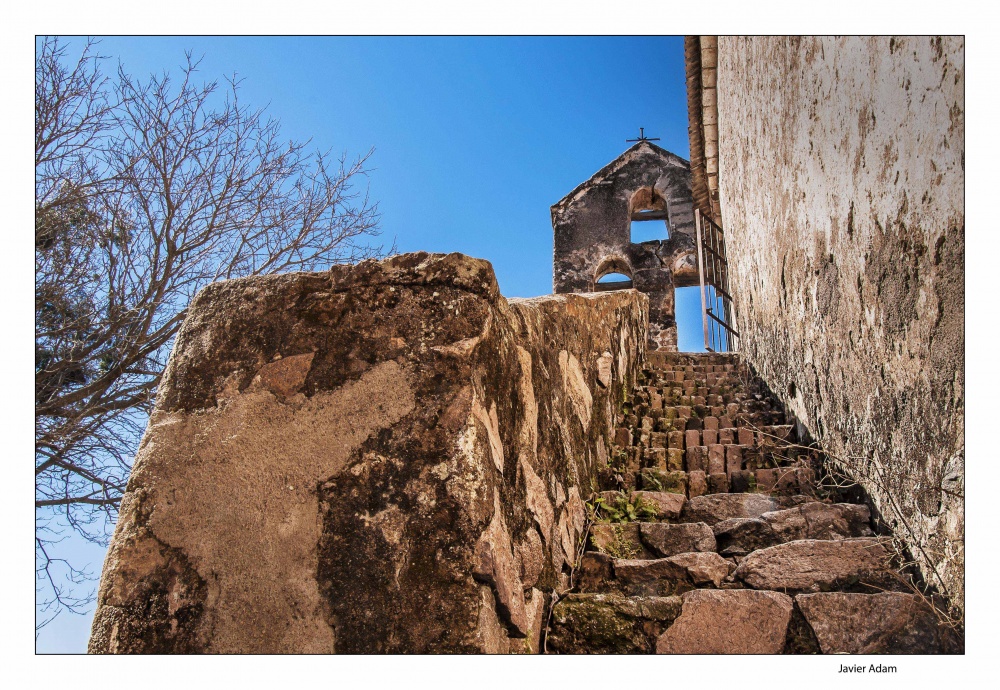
left=35, top=36, right=387, bottom=628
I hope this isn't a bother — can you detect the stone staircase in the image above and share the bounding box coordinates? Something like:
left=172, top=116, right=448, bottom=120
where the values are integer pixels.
left=545, top=352, right=960, bottom=654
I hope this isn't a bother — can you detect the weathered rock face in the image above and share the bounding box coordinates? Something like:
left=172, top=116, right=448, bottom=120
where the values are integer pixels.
left=705, top=36, right=965, bottom=611
left=551, top=141, right=699, bottom=351
left=88, top=252, right=648, bottom=653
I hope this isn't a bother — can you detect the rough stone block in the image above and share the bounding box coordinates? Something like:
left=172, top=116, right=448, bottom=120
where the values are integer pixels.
left=762, top=502, right=873, bottom=543
left=708, top=472, right=729, bottom=494
left=703, top=416, right=719, bottom=431
left=738, top=428, right=755, bottom=446
left=589, top=523, right=652, bottom=559
left=719, top=415, right=734, bottom=429
left=734, top=538, right=895, bottom=592
left=684, top=429, right=701, bottom=449
left=728, top=470, right=754, bottom=494
left=650, top=432, right=667, bottom=449
left=614, top=427, right=632, bottom=448
left=86, top=252, right=648, bottom=654
left=642, top=447, right=666, bottom=470
left=712, top=517, right=779, bottom=556
left=725, top=445, right=743, bottom=474
left=633, top=491, right=685, bottom=520
left=640, top=468, right=687, bottom=495
left=639, top=522, right=716, bottom=557
left=702, top=428, right=718, bottom=446
left=667, top=430, right=684, bottom=449
left=682, top=493, right=783, bottom=525
left=612, top=558, right=692, bottom=596
left=687, top=470, right=708, bottom=498
left=575, top=552, right=614, bottom=593
left=796, top=592, right=962, bottom=654
left=756, top=467, right=815, bottom=494
left=548, top=593, right=682, bottom=654
left=707, top=444, right=725, bottom=474
left=666, top=448, right=685, bottom=472
left=622, top=446, right=638, bottom=470
left=718, top=428, right=734, bottom=445
left=656, top=590, right=793, bottom=654
left=685, top=445, right=708, bottom=473
left=615, top=552, right=734, bottom=594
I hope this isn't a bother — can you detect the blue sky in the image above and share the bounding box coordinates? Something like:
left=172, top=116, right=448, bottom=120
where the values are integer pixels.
left=36, top=35, right=704, bottom=652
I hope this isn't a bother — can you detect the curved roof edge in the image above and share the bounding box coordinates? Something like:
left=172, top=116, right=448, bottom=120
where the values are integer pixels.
left=551, top=140, right=691, bottom=212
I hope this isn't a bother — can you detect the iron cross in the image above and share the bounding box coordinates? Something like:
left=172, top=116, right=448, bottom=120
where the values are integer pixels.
left=626, top=127, right=660, bottom=143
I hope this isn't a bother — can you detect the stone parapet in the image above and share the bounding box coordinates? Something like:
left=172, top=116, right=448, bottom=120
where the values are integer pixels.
left=88, top=252, right=648, bottom=653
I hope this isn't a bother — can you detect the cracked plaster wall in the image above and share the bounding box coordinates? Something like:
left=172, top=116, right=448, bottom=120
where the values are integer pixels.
left=714, top=36, right=964, bottom=611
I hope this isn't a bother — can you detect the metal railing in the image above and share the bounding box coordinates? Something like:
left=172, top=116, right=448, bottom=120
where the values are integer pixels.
left=695, top=208, right=740, bottom=352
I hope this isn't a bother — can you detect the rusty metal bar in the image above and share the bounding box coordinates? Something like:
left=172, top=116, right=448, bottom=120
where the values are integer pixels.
left=694, top=210, right=739, bottom=352
left=706, top=309, right=740, bottom=336
left=695, top=209, right=711, bottom=352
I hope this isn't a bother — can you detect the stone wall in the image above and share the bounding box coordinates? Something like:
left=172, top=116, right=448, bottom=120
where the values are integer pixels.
left=712, top=37, right=964, bottom=611
left=88, top=252, right=648, bottom=653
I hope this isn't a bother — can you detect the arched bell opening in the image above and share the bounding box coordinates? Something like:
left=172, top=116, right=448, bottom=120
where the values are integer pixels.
left=628, top=186, right=670, bottom=244
left=593, top=256, right=634, bottom=292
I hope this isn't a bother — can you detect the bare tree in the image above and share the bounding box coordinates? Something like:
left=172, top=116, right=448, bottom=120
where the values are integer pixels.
left=35, top=37, right=386, bottom=629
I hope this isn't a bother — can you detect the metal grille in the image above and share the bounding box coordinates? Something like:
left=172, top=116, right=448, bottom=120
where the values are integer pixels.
left=695, top=209, right=739, bottom=352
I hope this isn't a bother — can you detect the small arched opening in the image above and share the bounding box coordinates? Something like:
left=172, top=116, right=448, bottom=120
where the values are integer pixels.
left=628, top=186, right=670, bottom=244
left=593, top=256, right=633, bottom=292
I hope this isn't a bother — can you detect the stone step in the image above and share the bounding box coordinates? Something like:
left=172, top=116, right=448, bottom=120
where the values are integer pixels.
left=577, top=551, right=735, bottom=596
left=588, top=521, right=716, bottom=559
left=713, top=502, right=873, bottom=556
left=680, top=492, right=810, bottom=524
left=553, top=348, right=953, bottom=655
left=548, top=586, right=958, bottom=655
left=794, top=592, right=963, bottom=653
left=655, top=589, right=795, bottom=654
left=546, top=593, right=682, bottom=654
left=632, top=467, right=816, bottom=500
left=732, top=537, right=901, bottom=593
